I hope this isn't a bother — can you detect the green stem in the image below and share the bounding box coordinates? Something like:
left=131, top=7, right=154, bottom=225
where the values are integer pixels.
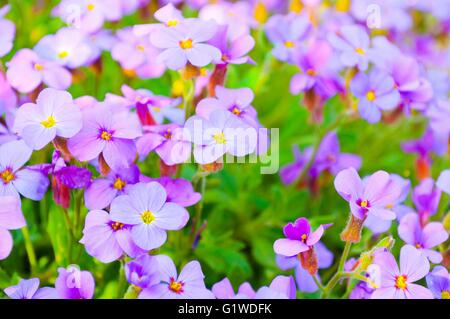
left=312, top=275, right=325, bottom=293
left=21, top=227, right=37, bottom=274
left=62, top=208, right=75, bottom=263
left=190, top=175, right=206, bottom=248
left=117, top=259, right=126, bottom=299
left=322, top=241, right=352, bottom=298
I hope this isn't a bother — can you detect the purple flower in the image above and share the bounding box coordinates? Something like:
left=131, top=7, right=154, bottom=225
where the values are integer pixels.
left=328, top=25, right=372, bottom=71
left=412, top=178, right=441, bottom=220
left=139, top=254, right=214, bottom=299
left=0, top=71, right=17, bottom=114
left=143, top=176, right=201, bottom=207
left=136, top=124, right=191, bottom=165
left=350, top=70, right=401, bottom=123
left=276, top=242, right=333, bottom=293
left=67, top=104, right=142, bottom=171
left=55, top=266, right=95, bottom=299
left=0, top=196, right=25, bottom=260
left=427, top=100, right=450, bottom=138
left=6, top=49, right=72, bottom=93
left=110, top=182, right=189, bottom=250
left=266, top=13, right=310, bottom=63
left=150, top=19, right=221, bottom=70
left=0, top=5, right=14, bottom=58
left=34, top=27, right=92, bottom=69
left=437, top=170, right=450, bottom=194
left=0, top=140, right=49, bottom=200
left=13, top=88, right=82, bottom=150
left=398, top=213, right=448, bottom=264
left=4, top=278, right=59, bottom=299
left=84, top=165, right=139, bottom=210
left=371, top=245, right=433, bottom=299
left=273, top=217, right=328, bottom=257
left=80, top=209, right=144, bottom=263
left=125, top=254, right=160, bottom=288
left=185, top=109, right=257, bottom=164
left=426, top=266, right=449, bottom=299
left=334, top=168, right=401, bottom=221
left=111, top=28, right=165, bottom=79
left=279, top=145, right=312, bottom=185
left=154, top=3, right=184, bottom=27
left=208, top=25, right=255, bottom=65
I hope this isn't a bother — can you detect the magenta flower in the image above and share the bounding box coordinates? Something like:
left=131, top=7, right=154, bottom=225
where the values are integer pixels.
left=185, top=109, right=257, bottom=164
left=125, top=254, right=160, bottom=289
left=0, top=140, right=49, bottom=200
left=437, top=170, right=450, bottom=194
left=13, top=88, right=82, bottom=150
left=80, top=209, right=144, bottom=263
left=110, top=182, right=189, bottom=250
left=6, top=49, right=72, bottom=94
left=0, top=196, right=25, bottom=260
left=34, top=27, right=92, bottom=69
left=84, top=165, right=139, bottom=210
left=136, top=124, right=191, bottom=165
left=111, top=28, right=165, bottom=79
left=371, top=245, right=433, bottom=299
left=55, top=266, right=95, bottom=299
left=4, top=278, right=59, bottom=299
left=350, top=70, right=401, bottom=123
left=0, top=5, right=14, bottom=58
left=273, top=217, right=328, bottom=257
left=398, top=213, right=448, bottom=263
left=68, top=104, right=142, bottom=170
left=150, top=19, right=221, bottom=70
left=266, top=13, right=310, bottom=63
left=426, top=266, right=449, bottom=299
left=334, top=168, right=401, bottom=221
left=328, top=25, right=372, bottom=71
left=139, top=254, right=214, bottom=299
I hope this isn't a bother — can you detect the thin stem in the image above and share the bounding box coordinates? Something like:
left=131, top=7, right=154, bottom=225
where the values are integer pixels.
left=62, top=208, right=75, bottom=263
left=117, top=259, right=126, bottom=299
left=191, top=175, right=206, bottom=248
left=21, top=227, right=37, bottom=274
left=312, top=275, right=325, bottom=293
left=322, top=241, right=352, bottom=298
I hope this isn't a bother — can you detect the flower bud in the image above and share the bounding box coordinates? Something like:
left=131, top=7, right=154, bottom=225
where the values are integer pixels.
left=341, top=215, right=365, bottom=243
left=299, top=248, right=318, bottom=275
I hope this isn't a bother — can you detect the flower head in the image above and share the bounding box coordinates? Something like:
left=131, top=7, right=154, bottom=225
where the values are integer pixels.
left=55, top=266, right=95, bottom=299
left=426, top=266, right=450, bottom=299
left=4, top=278, right=58, bottom=299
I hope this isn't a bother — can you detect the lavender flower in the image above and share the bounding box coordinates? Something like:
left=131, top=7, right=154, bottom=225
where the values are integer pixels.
left=55, top=266, right=95, bottom=299
left=208, top=25, right=254, bottom=65
left=426, top=266, right=449, bottom=299
left=0, top=5, right=14, bottom=58
left=0, top=196, right=25, bottom=260
left=144, top=176, right=201, bottom=207
left=125, top=254, right=160, bottom=289
left=437, top=170, right=450, bottom=194
left=4, top=278, right=59, bottom=299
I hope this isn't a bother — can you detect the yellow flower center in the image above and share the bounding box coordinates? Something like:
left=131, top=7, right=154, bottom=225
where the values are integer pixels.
left=284, top=41, right=295, bottom=48
left=355, top=47, right=365, bottom=55
left=301, top=234, right=307, bottom=243
left=58, top=51, right=69, bottom=59
left=395, top=275, right=408, bottom=290
left=386, top=203, right=394, bottom=209
left=169, top=279, right=183, bottom=294
left=231, top=107, right=242, bottom=116
left=366, top=90, right=376, bottom=102
left=41, top=115, right=56, bottom=128
left=136, top=44, right=145, bottom=51
left=34, top=63, right=44, bottom=71
left=360, top=200, right=369, bottom=208
left=1, top=169, right=15, bottom=184
left=415, top=243, right=423, bottom=249
left=152, top=107, right=161, bottom=113
left=213, top=132, right=226, bottom=145
left=113, top=178, right=126, bottom=190
left=336, top=0, right=351, bottom=12
left=163, top=129, right=172, bottom=140
left=110, top=222, right=124, bottom=231
left=306, top=68, right=316, bottom=76
left=179, top=39, right=193, bottom=50
left=442, top=291, right=450, bottom=299
left=254, top=2, right=268, bottom=24
left=141, top=210, right=155, bottom=224
left=87, top=3, right=95, bottom=11
left=100, top=131, right=112, bottom=141
left=290, top=0, right=303, bottom=13
left=167, top=19, right=178, bottom=27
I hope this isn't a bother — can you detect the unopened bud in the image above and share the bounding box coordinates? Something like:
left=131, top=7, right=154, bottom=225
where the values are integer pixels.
left=341, top=215, right=365, bottom=243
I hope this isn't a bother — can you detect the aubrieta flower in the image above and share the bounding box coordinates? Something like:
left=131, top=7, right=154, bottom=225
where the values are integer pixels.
left=150, top=19, right=221, bottom=70
left=212, top=275, right=296, bottom=299
left=279, top=145, right=312, bottom=185
left=276, top=242, right=333, bottom=293
left=136, top=124, right=191, bottom=165
left=34, top=27, right=92, bottom=69
left=55, top=266, right=95, bottom=299
left=427, top=100, right=450, bottom=139
left=55, top=0, right=122, bottom=33
left=144, top=176, right=201, bottom=207
left=437, top=170, right=450, bottom=194
left=139, top=254, right=214, bottom=299
left=68, top=103, right=142, bottom=171
left=110, top=182, right=189, bottom=250
left=125, top=254, right=160, bottom=289
left=6, top=49, right=72, bottom=93
left=371, top=245, right=433, bottom=299
left=412, top=178, right=441, bottom=221
left=398, top=213, right=448, bottom=263
left=111, top=28, right=165, bottom=79
left=4, top=278, right=58, bottom=299
left=154, top=3, right=184, bottom=27
left=426, top=266, right=449, bottom=299
left=334, top=168, right=401, bottom=221
left=266, top=13, right=310, bottom=63
left=0, top=72, right=16, bottom=114
left=328, top=24, right=372, bottom=71
left=0, top=140, right=49, bottom=200
left=0, top=196, right=25, bottom=260
left=80, top=209, right=144, bottom=263
left=401, top=129, right=436, bottom=180
left=0, top=5, right=15, bottom=58
left=185, top=109, right=257, bottom=164
left=13, top=88, right=82, bottom=150
left=84, top=164, right=139, bottom=210
left=350, top=70, right=401, bottom=123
